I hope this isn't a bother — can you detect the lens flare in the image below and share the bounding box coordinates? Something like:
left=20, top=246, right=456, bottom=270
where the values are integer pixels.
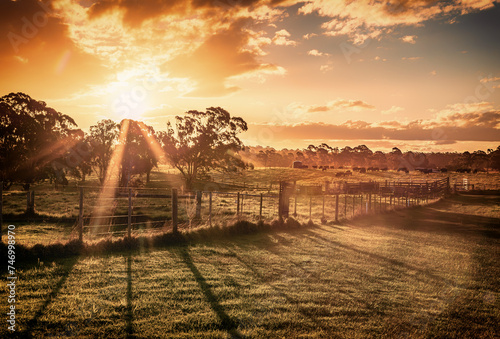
left=91, top=119, right=130, bottom=233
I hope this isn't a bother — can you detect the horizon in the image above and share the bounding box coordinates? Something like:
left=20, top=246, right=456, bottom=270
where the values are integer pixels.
left=1, top=0, right=499, bottom=153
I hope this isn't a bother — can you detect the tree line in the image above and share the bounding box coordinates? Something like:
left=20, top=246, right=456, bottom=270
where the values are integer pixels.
left=0, top=92, right=247, bottom=190
left=241, top=144, right=500, bottom=171
left=1, top=92, right=499, bottom=191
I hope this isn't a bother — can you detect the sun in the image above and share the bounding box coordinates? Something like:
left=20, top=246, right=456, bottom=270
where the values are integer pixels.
left=103, top=66, right=162, bottom=121
left=108, top=79, right=151, bottom=121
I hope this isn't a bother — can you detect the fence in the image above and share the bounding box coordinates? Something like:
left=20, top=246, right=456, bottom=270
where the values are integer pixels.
left=0, top=177, right=453, bottom=242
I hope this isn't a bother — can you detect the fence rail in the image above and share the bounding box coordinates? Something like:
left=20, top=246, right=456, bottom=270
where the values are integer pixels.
left=0, top=177, right=461, bottom=242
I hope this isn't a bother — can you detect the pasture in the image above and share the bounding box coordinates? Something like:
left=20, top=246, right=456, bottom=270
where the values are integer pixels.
left=1, top=193, right=499, bottom=338
left=2, top=167, right=499, bottom=246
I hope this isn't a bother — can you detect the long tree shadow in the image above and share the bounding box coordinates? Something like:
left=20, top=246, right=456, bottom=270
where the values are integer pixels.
left=226, top=246, right=343, bottom=335
left=300, top=228, right=456, bottom=286
left=176, top=247, right=244, bottom=339
left=125, top=252, right=135, bottom=338
left=20, top=255, right=79, bottom=338
left=348, top=196, right=500, bottom=239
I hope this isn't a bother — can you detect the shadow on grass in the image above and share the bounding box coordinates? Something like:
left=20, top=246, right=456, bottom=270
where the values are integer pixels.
left=176, top=247, right=244, bottom=339
left=227, top=247, right=339, bottom=335
left=347, top=196, right=500, bottom=240
left=301, top=228, right=456, bottom=286
left=20, top=255, right=79, bottom=338
left=125, top=253, right=135, bottom=338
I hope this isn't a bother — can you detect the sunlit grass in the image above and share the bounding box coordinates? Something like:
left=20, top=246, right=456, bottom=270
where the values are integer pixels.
left=1, top=195, right=498, bottom=338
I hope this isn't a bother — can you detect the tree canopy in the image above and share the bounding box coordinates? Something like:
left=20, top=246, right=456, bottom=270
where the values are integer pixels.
left=88, top=119, right=120, bottom=185
left=0, top=92, right=81, bottom=189
left=158, top=107, right=248, bottom=188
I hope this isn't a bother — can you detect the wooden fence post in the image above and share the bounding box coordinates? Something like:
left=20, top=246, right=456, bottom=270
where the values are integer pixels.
left=195, top=191, right=202, bottom=220
left=335, top=194, right=339, bottom=222
left=172, top=189, right=178, bottom=233
left=293, top=195, right=297, bottom=217
left=259, top=193, right=263, bottom=220
left=368, top=193, right=372, bottom=213
left=237, top=192, right=240, bottom=218
left=208, top=192, right=212, bottom=227
left=352, top=195, right=355, bottom=218
left=79, top=187, right=84, bottom=243
left=344, top=194, right=347, bottom=218
left=26, top=191, right=30, bottom=215
left=25, top=190, right=35, bottom=216
left=0, top=182, right=2, bottom=242
left=128, top=189, right=132, bottom=239
left=309, top=195, right=312, bottom=220
left=360, top=194, right=363, bottom=215
left=322, top=195, right=325, bottom=220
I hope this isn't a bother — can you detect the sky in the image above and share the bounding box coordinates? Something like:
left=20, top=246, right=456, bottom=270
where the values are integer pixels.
left=1, top=0, right=499, bottom=153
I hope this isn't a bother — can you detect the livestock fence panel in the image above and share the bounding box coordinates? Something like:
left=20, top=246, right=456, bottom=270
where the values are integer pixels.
left=0, top=177, right=452, bottom=243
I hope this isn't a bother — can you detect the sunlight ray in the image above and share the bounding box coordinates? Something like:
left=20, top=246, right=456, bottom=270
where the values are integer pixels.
left=137, top=121, right=166, bottom=163
left=91, top=119, right=130, bottom=233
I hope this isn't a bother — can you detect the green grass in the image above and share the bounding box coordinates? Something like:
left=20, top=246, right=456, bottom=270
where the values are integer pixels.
left=1, top=194, right=498, bottom=338
left=3, top=167, right=498, bottom=246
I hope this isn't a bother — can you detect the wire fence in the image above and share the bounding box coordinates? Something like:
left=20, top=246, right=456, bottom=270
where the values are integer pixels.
left=0, top=176, right=489, bottom=244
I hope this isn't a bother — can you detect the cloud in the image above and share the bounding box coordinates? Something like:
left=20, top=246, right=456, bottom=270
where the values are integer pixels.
left=306, top=99, right=376, bottom=113
left=401, top=35, right=417, bottom=44
left=430, top=70, right=437, bottom=76
left=320, top=64, right=333, bottom=72
left=440, top=111, right=500, bottom=128
left=307, top=49, right=328, bottom=56
left=382, top=106, right=404, bottom=115
left=0, top=0, right=110, bottom=98
left=402, top=56, right=422, bottom=61
left=297, top=0, right=494, bottom=44
left=165, top=20, right=282, bottom=97
left=435, top=101, right=494, bottom=117
left=87, top=0, right=290, bottom=27
left=247, top=110, right=500, bottom=142
left=480, top=76, right=500, bottom=83
left=272, top=29, right=297, bottom=46
left=303, top=33, right=318, bottom=39
left=434, top=140, right=457, bottom=145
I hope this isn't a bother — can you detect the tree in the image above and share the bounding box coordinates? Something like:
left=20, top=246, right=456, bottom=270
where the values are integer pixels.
left=0, top=92, right=80, bottom=190
left=158, top=107, right=248, bottom=188
left=257, top=150, right=268, bottom=167
left=471, top=150, right=488, bottom=170
left=88, top=119, right=120, bottom=185
left=371, top=151, right=387, bottom=168
left=352, top=145, right=373, bottom=166
left=488, top=146, right=500, bottom=171
left=119, top=120, right=159, bottom=186
left=50, top=131, right=92, bottom=185
left=338, top=146, right=353, bottom=166
left=388, top=147, right=403, bottom=169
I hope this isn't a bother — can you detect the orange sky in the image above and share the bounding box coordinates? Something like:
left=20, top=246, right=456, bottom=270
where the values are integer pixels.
left=1, top=0, right=499, bottom=152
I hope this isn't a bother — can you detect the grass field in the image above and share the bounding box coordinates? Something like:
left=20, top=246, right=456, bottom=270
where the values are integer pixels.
left=1, top=193, right=498, bottom=338
left=2, top=167, right=499, bottom=246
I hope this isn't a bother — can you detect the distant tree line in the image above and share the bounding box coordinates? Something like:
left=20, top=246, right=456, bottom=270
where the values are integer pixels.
left=240, top=144, right=500, bottom=172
